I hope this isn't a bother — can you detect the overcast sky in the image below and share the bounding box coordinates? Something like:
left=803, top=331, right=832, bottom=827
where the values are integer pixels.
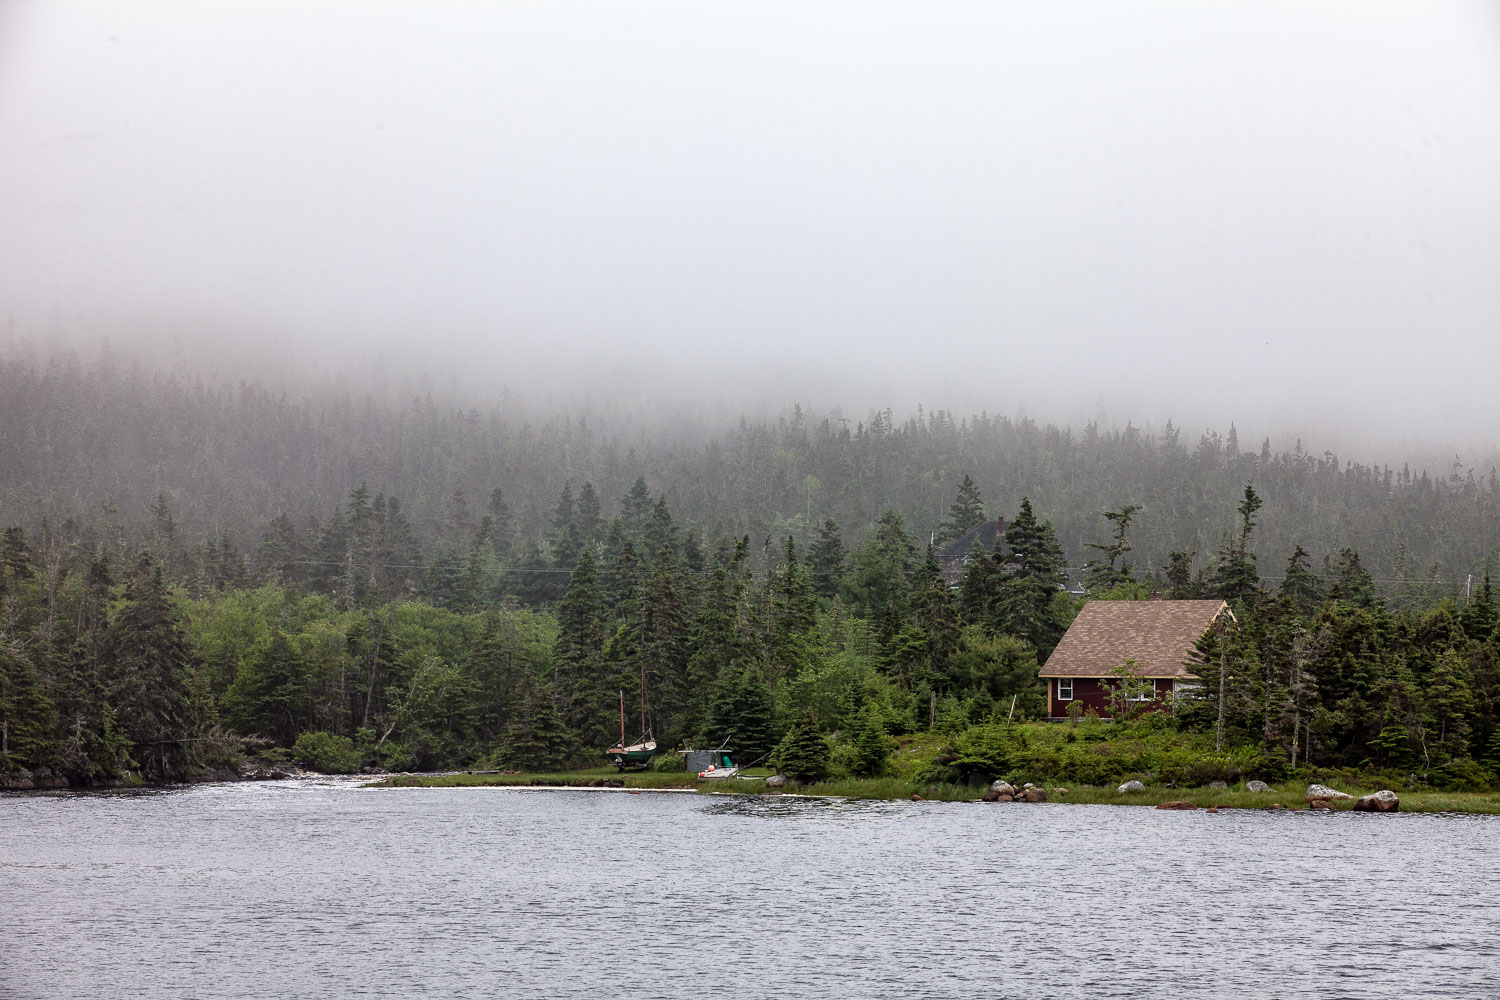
left=2, top=2, right=1497, bottom=453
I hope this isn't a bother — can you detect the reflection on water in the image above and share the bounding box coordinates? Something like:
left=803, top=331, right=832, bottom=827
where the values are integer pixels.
left=3, top=780, right=1497, bottom=999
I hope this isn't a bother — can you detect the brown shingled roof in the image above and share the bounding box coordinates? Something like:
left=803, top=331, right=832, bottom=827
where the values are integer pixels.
left=1037, top=599, right=1232, bottom=679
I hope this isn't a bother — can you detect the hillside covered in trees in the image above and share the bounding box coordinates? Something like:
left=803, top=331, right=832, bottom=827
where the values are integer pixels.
left=2, top=345, right=1498, bottom=606
left=2, top=433, right=1498, bottom=792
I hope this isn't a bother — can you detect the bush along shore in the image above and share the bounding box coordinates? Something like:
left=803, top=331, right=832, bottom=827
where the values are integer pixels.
left=361, top=726, right=1500, bottom=814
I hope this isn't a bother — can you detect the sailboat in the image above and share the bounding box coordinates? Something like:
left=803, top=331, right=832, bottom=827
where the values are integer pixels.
left=605, top=666, right=656, bottom=770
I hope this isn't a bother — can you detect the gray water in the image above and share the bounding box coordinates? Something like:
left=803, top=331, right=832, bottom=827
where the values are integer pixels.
left=2, top=780, right=1498, bottom=1000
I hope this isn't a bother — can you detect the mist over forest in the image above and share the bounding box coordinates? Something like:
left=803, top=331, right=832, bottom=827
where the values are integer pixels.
left=4, top=336, right=1497, bottom=603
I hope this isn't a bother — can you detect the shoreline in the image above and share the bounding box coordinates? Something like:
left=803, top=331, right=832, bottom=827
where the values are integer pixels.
left=360, top=771, right=1500, bottom=814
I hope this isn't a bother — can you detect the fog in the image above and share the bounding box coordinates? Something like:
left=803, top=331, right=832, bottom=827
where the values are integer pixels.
left=2, top=1, right=1498, bottom=462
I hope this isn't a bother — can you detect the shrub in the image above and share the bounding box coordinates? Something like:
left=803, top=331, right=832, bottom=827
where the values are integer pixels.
left=292, top=731, right=362, bottom=774
left=771, top=716, right=831, bottom=782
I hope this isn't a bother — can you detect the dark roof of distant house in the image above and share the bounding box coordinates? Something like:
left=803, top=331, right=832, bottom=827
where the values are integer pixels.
left=1037, top=599, right=1232, bottom=679
left=939, top=519, right=1004, bottom=559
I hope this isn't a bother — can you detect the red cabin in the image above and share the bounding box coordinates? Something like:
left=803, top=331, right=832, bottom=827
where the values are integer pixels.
left=1037, top=598, right=1233, bottom=720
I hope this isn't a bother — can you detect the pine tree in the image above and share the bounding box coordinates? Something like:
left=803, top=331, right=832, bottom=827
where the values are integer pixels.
left=1328, top=548, right=1380, bottom=609
left=771, top=713, right=830, bottom=782
left=576, top=482, right=604, bottom=547
left=843, top=706, right=892, bottom=778
left=936, top=475, right=987, bottom=546
left=1462, top=574, right=1497, bottom=641
left=485, top=487, right=515, bottom=563
left=842, top=510, right=918, bottom=618
left=1279, top=545, right=1323, bottom=616
left=958, top=541, right=1001, bottom=625
left=255, top=515, right=301, bottom=587
left=0, top=641, right=52, bottom=764
left=1004, top=499, right=1066, bottom=587
left=1425, top=648, right=1473, bottom=762
left=1211, top=484, right=1263, bottom=604
left=103, top=552, right=204, bottom=781
left=223, top=630, right=305, bottom=747
left=1083, top=504, right=1141, bottom=592
left=806, top=519, right=847, bottom=600
left=632, top=548, right=691, bottom=743
left=703, top=666, right=777, bottom=766
left=620, top=476, right=653, bottom=537
left=1165, top=549, right=1198, bottom=599
left=492, top=676, right=575, bottom=771
left=554, top=549, right=611, bottom=747
left=469, top=611, right=528, bottom=744
left=548, top=483, right=581, bottom=572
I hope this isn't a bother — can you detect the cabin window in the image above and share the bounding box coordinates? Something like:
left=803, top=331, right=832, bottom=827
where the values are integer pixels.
left=1057, top=678, right=1073, bottom=701
left=1173, top=680, right=1202, bottom=699
left=1127, top=678, right=1156, bottom=701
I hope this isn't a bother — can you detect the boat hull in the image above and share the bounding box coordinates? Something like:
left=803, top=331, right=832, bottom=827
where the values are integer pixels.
left=606, top=742, right=657, bottom=770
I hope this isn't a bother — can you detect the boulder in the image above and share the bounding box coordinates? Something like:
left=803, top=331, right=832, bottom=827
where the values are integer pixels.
left=1267, top=803, right=1287, bottom=811
left=1353, top=790, right=1399, bottom=813
left=1, top=770, right=35, bottom=790
left=1209, top=780, right=1228, bottom=789
left=982, top=787, right=1000, bottom=802
left=764, top=774, right=789, bottom=789
left=1205, top=807, right=1220, bottom=814
left=1156, top=801, right=1198, bottom=810
left=994, top=792, right=1015, bottom=803
left=1023, top=782, right=1037, bottom=790
left=1118, top=780, right=1146, bottom=793
left=990, top=780, right=1015, bottom=796
left=1245, top=780, right=1272, bottom=792
left=1021, top=788, right=1048, bottom=803
left=1306, top=784, right=1352, bottom=803
left=1054, top=787, right=1069, bottom=796
left=1308, top=799, right=1333, bottom=811
left=910, top=793, right=923, bottom=801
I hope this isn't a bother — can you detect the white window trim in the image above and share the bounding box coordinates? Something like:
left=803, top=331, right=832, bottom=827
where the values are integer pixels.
left=1173, top=680, right=1202, bottom=698
left=1127, top=678, right=1156, bottom=701
left=1057, top=678, right=1073, bottom=701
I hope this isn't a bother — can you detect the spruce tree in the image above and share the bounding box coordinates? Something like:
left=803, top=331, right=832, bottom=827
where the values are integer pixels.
left=548, top=483, right=581, bottom=572
left=771, top=713, right=830, bottom=782
left=103, top=552, right=203, bottom=781
left=493, top=676, right=575, bottom=771
left=936, top=475, right=987, bottom=546
left=703, top=666, right=777, bottom=766
left=555, top=549, right=611, bottom=747
left=806, top=519, right=847, bottom=600
left=1083, top=504, right=1141, bottom=592
left=1279, top=545, right=1324, bottom=616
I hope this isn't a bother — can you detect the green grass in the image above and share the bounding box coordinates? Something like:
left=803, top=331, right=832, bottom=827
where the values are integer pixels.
left=1052, top=782, right=1500, bottom=814
left=368, top=768, right=1500, bottom=812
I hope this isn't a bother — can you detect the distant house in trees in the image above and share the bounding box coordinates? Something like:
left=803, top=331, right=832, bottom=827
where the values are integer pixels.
left=1037, top=598, right=1232, bottom=719
left=936, top=517, right=1005, bottom=588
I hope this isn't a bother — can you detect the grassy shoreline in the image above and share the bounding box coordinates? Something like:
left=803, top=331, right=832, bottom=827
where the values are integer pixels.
left=366, top=769, right=1500, bottom=814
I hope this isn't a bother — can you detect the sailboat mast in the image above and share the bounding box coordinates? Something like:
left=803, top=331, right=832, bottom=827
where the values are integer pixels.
left=619, top=689, right=625, bottom=747
left=640, top=661, right=647, bottom=737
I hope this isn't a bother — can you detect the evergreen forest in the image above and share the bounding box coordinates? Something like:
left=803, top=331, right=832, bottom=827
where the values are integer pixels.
left=2, top=347, right=1499, bottom=789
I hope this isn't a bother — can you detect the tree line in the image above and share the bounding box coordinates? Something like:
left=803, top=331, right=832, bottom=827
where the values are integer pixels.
left=2, top=475, right=1496, bottom=788
left=2, top=346, right=1497, bottom=604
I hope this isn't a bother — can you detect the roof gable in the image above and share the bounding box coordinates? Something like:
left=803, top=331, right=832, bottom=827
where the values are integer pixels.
left=1038, top=599, right=1231, bottom=679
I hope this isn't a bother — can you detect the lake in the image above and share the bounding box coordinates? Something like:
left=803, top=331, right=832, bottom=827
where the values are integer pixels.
left=3, top=779, right=1497, bottom=999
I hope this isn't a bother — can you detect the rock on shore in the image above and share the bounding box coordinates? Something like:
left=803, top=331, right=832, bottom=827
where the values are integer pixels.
left=1306, top=783, right=1352, bottom=803
left=1353, top=789, right=1399, bottom=812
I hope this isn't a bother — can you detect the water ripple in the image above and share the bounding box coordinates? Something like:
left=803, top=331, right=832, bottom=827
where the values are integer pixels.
left=2, top=783, right=1498, bottom=999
